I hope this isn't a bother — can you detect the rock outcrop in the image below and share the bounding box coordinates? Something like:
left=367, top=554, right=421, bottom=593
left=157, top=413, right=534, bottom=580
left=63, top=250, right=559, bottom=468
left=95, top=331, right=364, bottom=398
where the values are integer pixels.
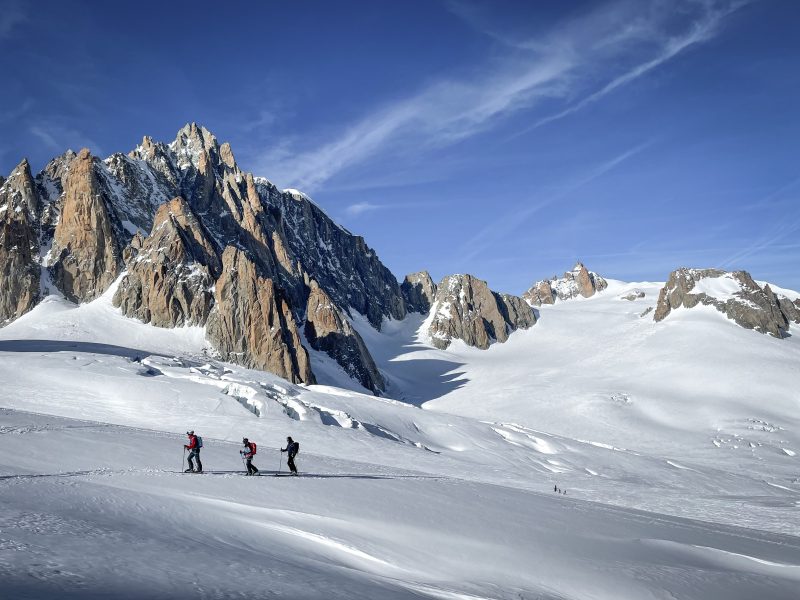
left=113, top=197, right=220, bottom=327
left=206, top=247, right=314, bottom=384
left=427, top=274, right=535, bottom=350
left=401, top=271, right=437, bottom=313
left=776, top=295, right=800, bottom=325
left=620, top=290, right=646, bottom=301
left=305, top=281, right=385, bottom=394
left=523, top=262, right=607, bottom=306
left=50, top=149, right=124, bottom=302
left=260, top=184, right=407, bottom=328
left=495, top=292, right=537, bottom=330
left=0, top=160, right=40, bottom=323
left=522, top=280, right=556, bottom=306
left=653, top=268, right=797, bottom=338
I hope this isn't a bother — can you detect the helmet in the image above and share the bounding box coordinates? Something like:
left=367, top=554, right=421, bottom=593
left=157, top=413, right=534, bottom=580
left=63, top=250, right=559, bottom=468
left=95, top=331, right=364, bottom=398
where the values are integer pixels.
left=243, top=437, right=248, bottom=443
left=286, top=436, right=292, bottom=442
left=187, top=430, right=194, bottom=435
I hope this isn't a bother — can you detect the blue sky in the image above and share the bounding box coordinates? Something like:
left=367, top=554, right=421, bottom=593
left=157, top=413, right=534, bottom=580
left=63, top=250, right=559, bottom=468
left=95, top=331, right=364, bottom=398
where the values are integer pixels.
left=1, top=0, right=798, bottom=292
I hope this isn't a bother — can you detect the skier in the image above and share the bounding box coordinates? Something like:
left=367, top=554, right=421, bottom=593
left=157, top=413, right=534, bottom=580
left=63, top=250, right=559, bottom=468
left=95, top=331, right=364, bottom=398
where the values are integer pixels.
left=241, top=437, right=259, bottom=476
left=553, top=484, right=558, bottom=493
left=281, top=436, right=299, bottom=475
left=184, top=430, right=203, bottom=473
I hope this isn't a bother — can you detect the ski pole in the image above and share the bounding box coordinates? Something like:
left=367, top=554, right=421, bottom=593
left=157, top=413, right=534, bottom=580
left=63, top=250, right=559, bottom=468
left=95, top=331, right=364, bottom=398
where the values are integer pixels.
left=182, top=447, right=186, bottom=473
left=277, top=450, right=282, bottom=475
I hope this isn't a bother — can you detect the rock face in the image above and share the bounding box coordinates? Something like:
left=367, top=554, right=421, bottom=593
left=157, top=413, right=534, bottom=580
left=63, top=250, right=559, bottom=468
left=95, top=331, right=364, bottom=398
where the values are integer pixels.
left=776, top=295, right=800, bottom=325
left=0, top=124, right=417, bottom=390
left=401, top=271, right=437, bottom=313
left=50, top=149, right=124, bottom=302
left=653, top=268, right=798, bottom=338
left=305, top=281, right=385, bottom=393
left=427, top=274, right=536, bottom=350
left=495, top=292, right=537, bottom=330
left=113, top=197, right=220, bottom=327
left=258, top=185, right=407, bottom=328
left=207, top=247, right=314, bottom=384
left=523, top=280, right=556, bottom=306
left=523, top=262, right=607, bottom=306
left=620, top=290, right=646, bottom=301
left=0, top=160, right=40, bottom=323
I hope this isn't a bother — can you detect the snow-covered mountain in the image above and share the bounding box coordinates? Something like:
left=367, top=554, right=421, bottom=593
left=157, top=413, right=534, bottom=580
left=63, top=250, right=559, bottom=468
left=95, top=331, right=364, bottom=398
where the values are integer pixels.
left=0, top=124, right=404, bottom=394
left=2, top=125, right=800, bottom=598
left=654, top=267, right=800, bottom=337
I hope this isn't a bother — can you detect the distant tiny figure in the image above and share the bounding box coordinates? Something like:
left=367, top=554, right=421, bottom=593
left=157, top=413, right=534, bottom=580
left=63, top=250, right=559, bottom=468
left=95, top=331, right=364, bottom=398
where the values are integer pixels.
left=556, top=487, right=561, bottom=494
left=563, top=490, right=567, bottom=495
left=240, top=437, right=259, bottom=476
left=554, top=484, right=558, bottom=493
left=281, top=436, right=300, bottom=475
left=184, top=430, right=203, bottom=473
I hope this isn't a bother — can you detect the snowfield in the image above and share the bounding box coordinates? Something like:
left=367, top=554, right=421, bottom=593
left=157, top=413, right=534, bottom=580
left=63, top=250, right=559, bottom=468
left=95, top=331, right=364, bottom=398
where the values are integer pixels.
left=1, top=279, right=800, bottom=599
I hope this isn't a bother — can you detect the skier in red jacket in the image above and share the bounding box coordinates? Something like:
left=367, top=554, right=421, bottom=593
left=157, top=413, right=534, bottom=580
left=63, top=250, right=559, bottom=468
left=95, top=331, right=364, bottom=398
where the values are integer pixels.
left=184, top=431, right=203, bottom=473
left=240, top=438, right=259, bottom=476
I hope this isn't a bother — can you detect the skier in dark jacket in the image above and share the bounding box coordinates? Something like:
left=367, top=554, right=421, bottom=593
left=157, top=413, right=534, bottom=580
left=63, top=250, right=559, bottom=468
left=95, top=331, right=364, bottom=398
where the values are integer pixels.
left=281, top=436, right=299, bottom=475
left=184, top=431, right=203, bottom=473
left=240, top=438, right=259, bottom=476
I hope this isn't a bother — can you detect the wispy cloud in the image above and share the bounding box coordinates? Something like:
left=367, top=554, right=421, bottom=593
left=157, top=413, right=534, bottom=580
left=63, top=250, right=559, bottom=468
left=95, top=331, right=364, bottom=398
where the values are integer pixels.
left=741, top=175, right=800, bottom=212
left=512, top=0, right=751, bottom=137
left=0, top=99, right=33, bottom=123
left=30, top=124, right=105, bottom=158
left=345, top=202, right=383, bottom=217
left=342, top=199, right=440, bottom=219
left=258, top=0, right=746, bottom=193
left=458, top=140, right=654, bottom=262
left=0, top=0, right=27, bottom=40
left=717, top=217, right=800, bottom=270
left=257, top=53, right=571, bottom=191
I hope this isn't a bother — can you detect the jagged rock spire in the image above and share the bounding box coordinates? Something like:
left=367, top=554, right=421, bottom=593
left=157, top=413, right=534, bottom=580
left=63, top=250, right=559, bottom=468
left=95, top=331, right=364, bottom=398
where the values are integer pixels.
left=0, top=159, right=41, bottom=323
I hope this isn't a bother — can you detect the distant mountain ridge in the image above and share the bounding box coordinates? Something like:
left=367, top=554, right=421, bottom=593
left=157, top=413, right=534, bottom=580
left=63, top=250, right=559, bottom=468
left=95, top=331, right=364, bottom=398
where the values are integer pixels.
left=1, top=124, right=798, bottom=393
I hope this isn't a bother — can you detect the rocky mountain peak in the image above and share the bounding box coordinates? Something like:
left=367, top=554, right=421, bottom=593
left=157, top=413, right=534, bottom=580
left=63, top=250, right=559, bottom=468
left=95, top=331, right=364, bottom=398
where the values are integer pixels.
left=1, top=124, right=408, bottom=391
left=2, top=158, right=38, bottom=215
left=50, top=148, right=123, bottom=303
left=113, top=196, right=220, bottom=328
left=401, top=271, right=437, bottom=313
left=653, top=268, right=798, bottom=338
left=0, top=157, right=41, bottom=323
left=523, top=262, right=608, bottom=306
left=426, top=274, right=535, bottom=350
left=170, top=123, right=220, bottom=172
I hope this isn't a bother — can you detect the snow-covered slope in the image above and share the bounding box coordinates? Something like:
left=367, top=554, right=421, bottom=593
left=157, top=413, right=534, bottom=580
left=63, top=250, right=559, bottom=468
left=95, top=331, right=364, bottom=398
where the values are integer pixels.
left=1, top=277, right=800, bottom=598
left=4, top=408, right=800, bottom=600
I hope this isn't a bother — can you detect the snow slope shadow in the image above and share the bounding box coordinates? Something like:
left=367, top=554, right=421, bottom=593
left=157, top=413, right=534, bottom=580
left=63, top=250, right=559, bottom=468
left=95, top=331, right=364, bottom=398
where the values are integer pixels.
left=350, top=314, right=470, bottom=405
left=0, top=339, right=158, bottom=360
left=384, top=354, right=468, bottom=406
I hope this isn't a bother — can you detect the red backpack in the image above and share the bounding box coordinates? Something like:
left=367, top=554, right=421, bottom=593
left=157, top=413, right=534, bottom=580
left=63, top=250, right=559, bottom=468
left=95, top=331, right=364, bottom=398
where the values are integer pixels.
left=249, top=442, right=257, bottom=455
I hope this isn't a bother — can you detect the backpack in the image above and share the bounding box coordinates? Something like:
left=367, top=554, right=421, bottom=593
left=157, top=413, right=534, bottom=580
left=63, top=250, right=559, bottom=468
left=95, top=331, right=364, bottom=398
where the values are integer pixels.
left=196, top=436, right=203, bottom=449
left=294, top=441, right=299, bottom=455
left=250, top=442, right=257, bottom=455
